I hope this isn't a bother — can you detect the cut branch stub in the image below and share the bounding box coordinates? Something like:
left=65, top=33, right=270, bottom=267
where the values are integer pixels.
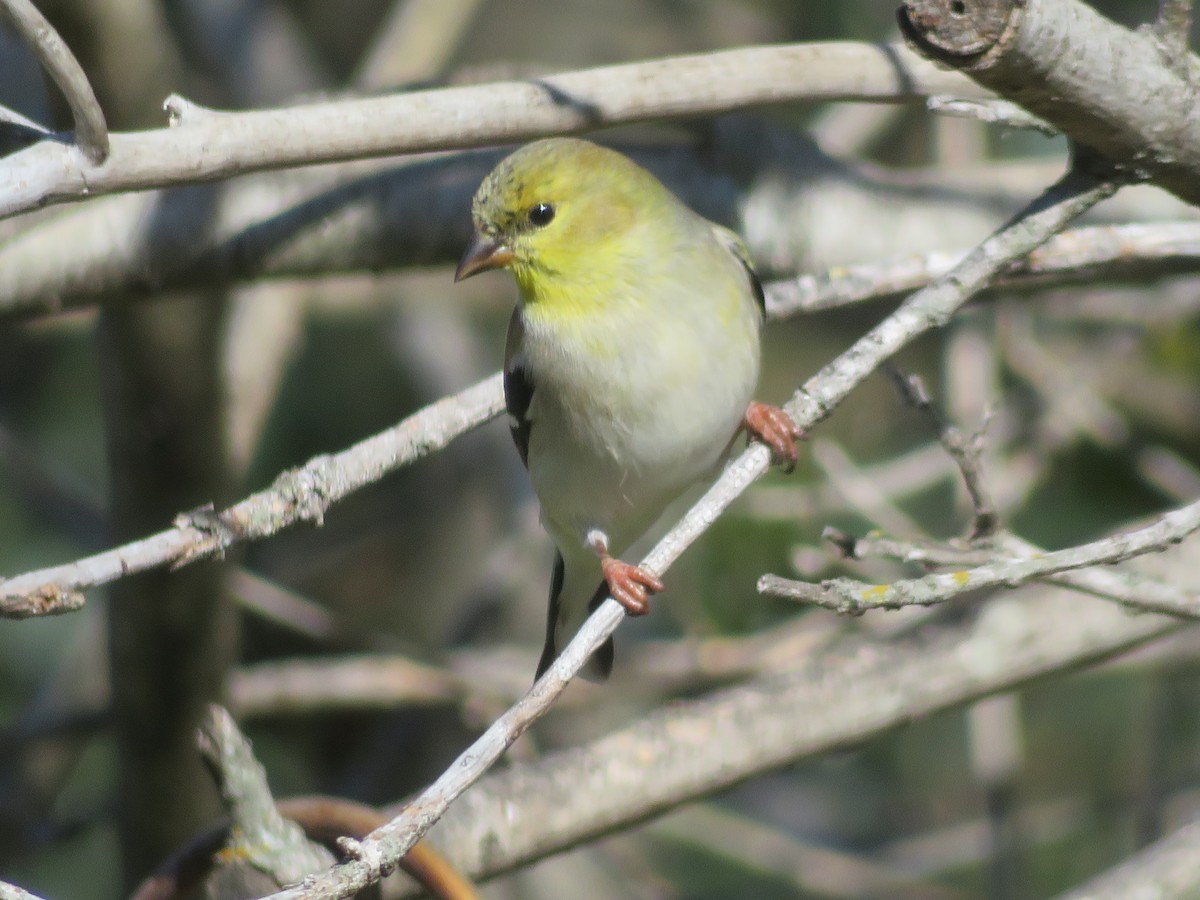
left=899, top=0, right=1200, bottom=206
left=899, top=0, right=1019, bottom=60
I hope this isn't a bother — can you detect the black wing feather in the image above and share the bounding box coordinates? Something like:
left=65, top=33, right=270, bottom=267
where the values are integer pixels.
left=503, top=308, right=534, bottom=467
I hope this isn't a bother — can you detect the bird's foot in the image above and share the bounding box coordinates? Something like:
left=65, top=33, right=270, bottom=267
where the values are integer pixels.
left=743, top=401, right=805, bottom=472
left=601, top=556, right=664, bottom=616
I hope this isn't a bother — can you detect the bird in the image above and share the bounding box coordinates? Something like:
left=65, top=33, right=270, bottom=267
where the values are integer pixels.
left=455, top=137, right=801, bottom=680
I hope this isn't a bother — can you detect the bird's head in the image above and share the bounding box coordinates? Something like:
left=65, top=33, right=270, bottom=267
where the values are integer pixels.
left=455, top=138, right=678, bottom=300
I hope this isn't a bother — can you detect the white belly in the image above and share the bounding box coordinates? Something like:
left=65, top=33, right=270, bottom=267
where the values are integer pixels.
left=523, top=299, right=760, bottom=557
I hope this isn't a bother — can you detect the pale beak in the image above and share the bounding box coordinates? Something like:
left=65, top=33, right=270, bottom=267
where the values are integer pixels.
left=454, top=233, right=514, bottom=282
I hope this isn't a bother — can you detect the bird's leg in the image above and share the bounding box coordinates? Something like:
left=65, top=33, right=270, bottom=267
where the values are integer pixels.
left=743, top=401, right=805, bottom=472
left=586, top=530, right=664, bottom=616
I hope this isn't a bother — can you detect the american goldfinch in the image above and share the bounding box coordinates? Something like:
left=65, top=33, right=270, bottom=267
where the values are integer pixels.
left=456, top=138, right=800, bottom=680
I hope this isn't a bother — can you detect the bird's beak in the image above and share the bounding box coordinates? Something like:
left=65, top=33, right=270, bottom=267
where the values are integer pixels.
left=454, top=233, right=514, bottom=282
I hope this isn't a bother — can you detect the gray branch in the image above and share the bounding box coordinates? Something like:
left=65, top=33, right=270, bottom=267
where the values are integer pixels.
left=0, top=0, right=108, bottom=161
left=761, top=498, right=1200, bottom=615
left=0, top=41, right=986, bottom=219
left=899, top=0, right=1200, bottom=205
left=0, top=373, right=502, bottom=616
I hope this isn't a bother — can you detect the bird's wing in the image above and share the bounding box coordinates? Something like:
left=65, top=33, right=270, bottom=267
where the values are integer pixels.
left=503, top=307, right=534, bottom=468
left=710, top=223, right=766, bottom=318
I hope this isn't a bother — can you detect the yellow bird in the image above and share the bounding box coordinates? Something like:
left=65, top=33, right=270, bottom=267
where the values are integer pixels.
left=456, top=138, right=800, bottom=680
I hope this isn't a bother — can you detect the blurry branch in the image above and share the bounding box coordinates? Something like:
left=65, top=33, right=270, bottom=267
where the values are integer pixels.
left=0, top=0, right=108, bottom=161
left=197, top=706, right=337, bottom=886
left=230, top=656, right=466, bottom=718
left=0, top=882, right=48, bottom=900
left=898, top=0, right=1200, bottom=206
left=132, top=708, right=479, bottom=900
left=355, top=0, right=485, bottom=87
left=1155, top=0, right=1195, bottom=69
left=887, top=369, right=998, bottom=539
left=261, top=169, right=1116, bottom=900
left=0, top=374, right=503, bottom=618
left=767, top=222, right=1200, bottom=316
left=0, top=40, right=988, bottom=218
left=763, top=498, right=1200, bottom=615
left=1057, top=818, right=1200, bottom=899
left=647, top=805, right=966, bottom=900
left=411, top=584, right=1183, bottom=888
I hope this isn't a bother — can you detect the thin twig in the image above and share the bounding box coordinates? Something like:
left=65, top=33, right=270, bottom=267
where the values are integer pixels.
left=0, top=0, right=108, bottom=162
left=886, top=368, right=999, bottom=539
left=0, top=374, right=503, bottom=617
left=927, top=96, right=1057, bottom=135
left=762, top=498, right=1200, bottom=615
left=764, top=221, right=1200, bottom=319
left=261, top=168, right=1116, bottom=900
left=831, top=529, right=1200, bottom=619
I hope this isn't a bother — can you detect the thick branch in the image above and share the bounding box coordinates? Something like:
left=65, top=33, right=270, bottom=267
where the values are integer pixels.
left=1057, top=818, right=1200, bottom=899
left=899, top=0, right=1200, bottom=205
left=0, top=41, right=986, bottom=219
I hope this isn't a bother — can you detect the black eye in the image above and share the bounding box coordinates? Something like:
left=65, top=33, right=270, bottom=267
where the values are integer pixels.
left=528, top=203, right=556, bottom=227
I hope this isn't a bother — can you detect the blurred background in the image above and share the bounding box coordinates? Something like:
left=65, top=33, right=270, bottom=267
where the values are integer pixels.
left=3, top=0, right=1200, bottom=897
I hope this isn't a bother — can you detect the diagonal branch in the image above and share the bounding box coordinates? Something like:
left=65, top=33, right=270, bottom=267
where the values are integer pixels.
left=0, top=0, right=108, bottom=162
left=0, top=374, right=503, bottom=617
left=259, top=168, right=1117, bottom=900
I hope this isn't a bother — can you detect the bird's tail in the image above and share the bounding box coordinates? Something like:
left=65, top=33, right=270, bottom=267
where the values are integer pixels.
left=535, top=550, right=614, bottom=682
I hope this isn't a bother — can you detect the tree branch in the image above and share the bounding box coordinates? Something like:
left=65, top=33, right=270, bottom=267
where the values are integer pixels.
left=0, top=0, right=108, bottom=162
left=899, top=0, right=1200, bottom=205
left=762, top=498, right=1200, bottom=615
left=0, top=41, right=986, bottom=219
left=0, top=373, right=503, bottom=617
left=1057, top=818, right=1200, bottom=899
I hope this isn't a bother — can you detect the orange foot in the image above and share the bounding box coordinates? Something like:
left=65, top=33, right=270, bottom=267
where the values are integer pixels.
left=744, top=401, right=805, bottom=472
left=601, top=555, right=665, bottom=616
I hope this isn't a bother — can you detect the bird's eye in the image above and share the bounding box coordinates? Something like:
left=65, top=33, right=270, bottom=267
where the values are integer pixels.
left=528, top=203, right=556, bottom=227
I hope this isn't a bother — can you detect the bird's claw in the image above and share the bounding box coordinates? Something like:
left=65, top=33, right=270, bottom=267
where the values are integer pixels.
left=601, top=556, right=664, bottom=616
left=744, top=401, right=805, bottom=472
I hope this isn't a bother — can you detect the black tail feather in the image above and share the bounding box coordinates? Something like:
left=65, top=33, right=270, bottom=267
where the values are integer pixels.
left=534, top=553, right=614, bottom=681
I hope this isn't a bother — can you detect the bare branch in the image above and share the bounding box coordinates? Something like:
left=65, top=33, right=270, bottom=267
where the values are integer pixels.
left=899, top=0, right=1200, bottom=205
left=0, top=41, right=986, bottom=219
left=0, top=882, right=48, bottom=900
left=0, top=373, right=503, bottom=617
left=886, top=368, right=999, bottom=538
left=765, top=221, right=1200, bottom=318
left=1155, top=0, right=1195, bottom=69
left=197, top=706, right=337, bottom=885
left=831, top=530, right=1200, bottom=620
left=259, top=167, right=1115, bottom=900
left=762, top=498, right=1200, bottom=615
left=927, top=95, right=1056, bottom=134
left=0, top=0, right=108, bottom=161
left=1057, top=818, right=1200, bottom=899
